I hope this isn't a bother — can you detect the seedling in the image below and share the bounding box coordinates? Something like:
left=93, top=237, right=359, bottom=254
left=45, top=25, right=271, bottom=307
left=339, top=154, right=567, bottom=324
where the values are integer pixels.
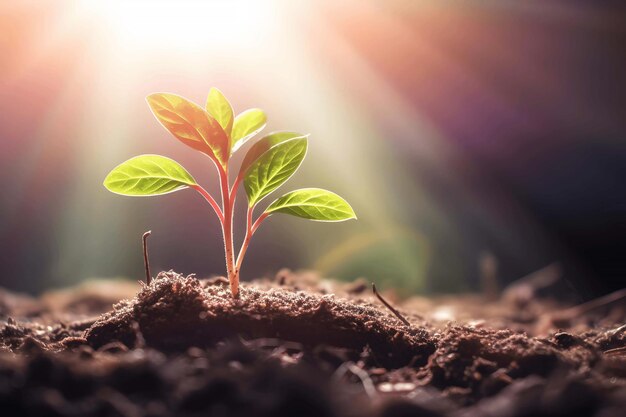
left=104, top=89, right=356, bottom=297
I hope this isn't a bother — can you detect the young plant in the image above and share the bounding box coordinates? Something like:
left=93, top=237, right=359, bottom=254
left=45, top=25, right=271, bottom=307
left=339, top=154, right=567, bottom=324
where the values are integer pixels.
left=104, top=89, right=356, bottom=298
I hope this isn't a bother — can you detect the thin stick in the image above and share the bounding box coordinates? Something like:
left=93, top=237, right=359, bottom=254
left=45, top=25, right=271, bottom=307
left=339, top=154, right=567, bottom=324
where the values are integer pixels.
left=479, top=251, right=499, bottom=301
left=142, top=230, right=152, bottom=285
left=558, top=288, right=626, bottom=319
left=372, top=283, right=410, bottom=327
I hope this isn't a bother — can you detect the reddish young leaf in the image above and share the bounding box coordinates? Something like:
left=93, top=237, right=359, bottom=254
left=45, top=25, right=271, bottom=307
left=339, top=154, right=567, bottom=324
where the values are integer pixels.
left=147, top=93, right=229, bottom=167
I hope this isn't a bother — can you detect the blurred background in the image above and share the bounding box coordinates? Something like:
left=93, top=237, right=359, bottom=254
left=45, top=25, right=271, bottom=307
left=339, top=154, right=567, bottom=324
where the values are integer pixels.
left=1, top=0, right=624, bottom=298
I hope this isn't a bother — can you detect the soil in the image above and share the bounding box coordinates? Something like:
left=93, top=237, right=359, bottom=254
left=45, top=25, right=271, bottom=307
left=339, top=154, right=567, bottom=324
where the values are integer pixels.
left=0, top=269, right=625, bottom=417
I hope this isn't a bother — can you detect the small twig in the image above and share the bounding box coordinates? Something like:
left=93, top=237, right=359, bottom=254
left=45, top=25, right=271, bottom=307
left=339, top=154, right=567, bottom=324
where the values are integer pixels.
left=479, top=251, right=499, bottom=301
left=142, top=230, right=152, bottom=285
left=502, top=263, right=562, bottom=304
left=558, top=288, right=626, bottom=320
left=372, top=283, right=410, bottom=327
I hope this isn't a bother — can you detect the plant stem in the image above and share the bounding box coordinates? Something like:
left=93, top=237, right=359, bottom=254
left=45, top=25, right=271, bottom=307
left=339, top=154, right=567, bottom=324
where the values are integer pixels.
left=219, top=166, right=238, bottom=298
left=229, top=176, right=241, bottom=207
left=214, top=168, right=269, bottom=298
left=235, top=209, right=269, bottom=277
left=235, top=206, right=254, bottom=275
left=251, top=212, right=269, bottom=234
left=192, top=185, right=224, bottom=224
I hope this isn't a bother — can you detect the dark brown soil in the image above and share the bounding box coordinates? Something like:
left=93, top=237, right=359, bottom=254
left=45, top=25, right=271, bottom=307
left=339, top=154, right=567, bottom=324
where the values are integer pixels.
left=1, top=270, right=625, bottom=417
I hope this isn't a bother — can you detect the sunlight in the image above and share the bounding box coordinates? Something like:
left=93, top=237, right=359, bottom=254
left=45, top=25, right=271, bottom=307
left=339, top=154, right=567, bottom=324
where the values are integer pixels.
left=1, top=0, right=490, bottom=293
left=83, top=0, right=274, bottom=52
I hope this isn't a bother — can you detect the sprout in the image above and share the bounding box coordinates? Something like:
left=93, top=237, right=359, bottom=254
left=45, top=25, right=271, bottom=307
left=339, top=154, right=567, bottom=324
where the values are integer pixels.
left=104, top=89, right=356, bottom=297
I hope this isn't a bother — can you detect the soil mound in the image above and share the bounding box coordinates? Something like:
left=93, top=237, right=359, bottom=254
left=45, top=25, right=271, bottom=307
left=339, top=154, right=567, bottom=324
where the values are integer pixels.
left=0, top=270, right=624, bottom=417
left=85, top=271, right=435, bottom=368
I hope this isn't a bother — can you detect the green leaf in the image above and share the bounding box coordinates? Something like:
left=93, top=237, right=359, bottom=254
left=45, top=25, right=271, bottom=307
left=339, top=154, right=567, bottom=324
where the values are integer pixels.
left=238, top=132, right=307, bottom=179
left=265, top=188, right=356, bottom=221
left=146, top=93, right=229, bottom=167
left=205, top=88, right=233, bottom=137
left=243, top=137, right=307, bottom=206
left=231, top=108, right=267, bottom=153
left=103, top=154, right=197, bottom=196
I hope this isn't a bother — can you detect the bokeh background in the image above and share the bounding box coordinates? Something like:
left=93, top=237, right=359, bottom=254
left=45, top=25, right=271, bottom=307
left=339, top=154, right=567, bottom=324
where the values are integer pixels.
left=1, top=0, right=625, bottom=297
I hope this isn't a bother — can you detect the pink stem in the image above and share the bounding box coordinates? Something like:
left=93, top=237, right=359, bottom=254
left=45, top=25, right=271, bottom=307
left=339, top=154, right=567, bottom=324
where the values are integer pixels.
left=235, top=206, right=254, bottom=274
left=218, top=165, right=238, bottom=298
left=235, top=210, right=270, bottom=276
left=229, top=176, right=241, bottom=207
left=251, top=212, right=269, bottom=234
left=191, top=184, right=224, bottom=224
